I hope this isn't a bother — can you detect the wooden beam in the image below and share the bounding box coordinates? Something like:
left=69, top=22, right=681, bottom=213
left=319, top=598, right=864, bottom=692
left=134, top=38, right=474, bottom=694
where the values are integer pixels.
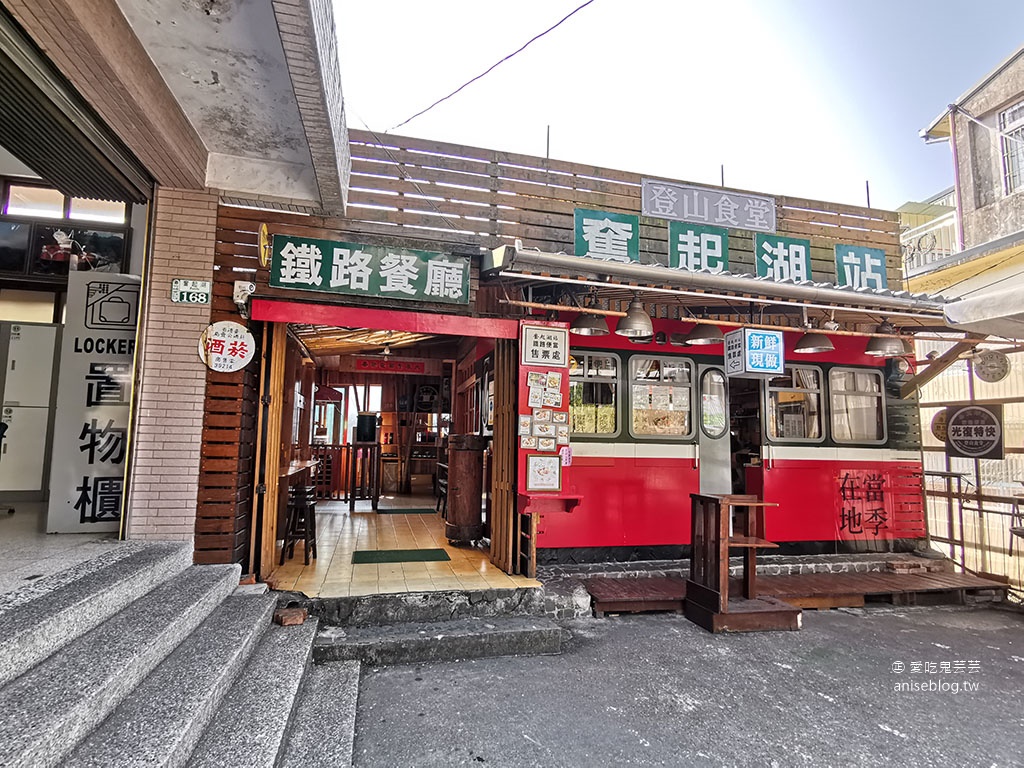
left=900, top=335, right=985, bottom=399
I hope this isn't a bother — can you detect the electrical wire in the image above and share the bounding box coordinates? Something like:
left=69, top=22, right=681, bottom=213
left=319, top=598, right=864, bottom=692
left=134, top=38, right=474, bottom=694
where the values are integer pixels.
left=390, top=0, right=596, bottom=132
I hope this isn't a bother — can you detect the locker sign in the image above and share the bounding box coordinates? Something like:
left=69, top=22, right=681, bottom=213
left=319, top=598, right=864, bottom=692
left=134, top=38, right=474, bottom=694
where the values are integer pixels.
left=171, top=279, right=211, bottom=305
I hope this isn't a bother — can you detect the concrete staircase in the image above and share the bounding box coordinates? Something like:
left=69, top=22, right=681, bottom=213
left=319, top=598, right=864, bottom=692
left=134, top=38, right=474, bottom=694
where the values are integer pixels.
left=0, top=542, right=357, bottom=768
left=296, top=587, right=566, bottom=666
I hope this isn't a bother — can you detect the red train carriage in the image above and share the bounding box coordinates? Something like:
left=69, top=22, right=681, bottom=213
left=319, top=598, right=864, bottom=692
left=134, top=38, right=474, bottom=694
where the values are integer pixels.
left=537, top=326, right=924, bottom=563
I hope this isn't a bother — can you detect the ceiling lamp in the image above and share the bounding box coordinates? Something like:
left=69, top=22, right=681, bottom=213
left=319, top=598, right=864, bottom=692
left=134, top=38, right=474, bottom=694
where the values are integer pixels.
left=683, top=323, right=724, bottom=345
left=614, top=297, right=654, bottom=338
left=864, top=321, right=905, bottom=357
left=569, top=294, right=610, bottom=336
left=793, top=330, right=834, bottom=354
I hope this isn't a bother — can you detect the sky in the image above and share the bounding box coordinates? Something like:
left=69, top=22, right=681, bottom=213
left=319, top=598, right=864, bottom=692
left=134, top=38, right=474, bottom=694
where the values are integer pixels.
left=335, top=0, right=1024, bottom=211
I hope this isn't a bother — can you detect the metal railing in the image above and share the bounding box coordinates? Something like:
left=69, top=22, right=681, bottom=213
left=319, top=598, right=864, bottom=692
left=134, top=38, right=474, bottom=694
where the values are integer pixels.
left=901, top=211, right=959, bottom=276
left=924, top=477, right=1024, bottom=599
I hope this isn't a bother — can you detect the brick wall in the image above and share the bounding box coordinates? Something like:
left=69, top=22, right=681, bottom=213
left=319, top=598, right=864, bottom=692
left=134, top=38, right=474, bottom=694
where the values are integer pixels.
left=126, top=187, right=218, bottom=542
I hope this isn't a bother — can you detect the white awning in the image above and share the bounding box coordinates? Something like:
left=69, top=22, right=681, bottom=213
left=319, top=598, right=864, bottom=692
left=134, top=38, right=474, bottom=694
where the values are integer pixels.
left=943, top=284, right=1024, bottom=339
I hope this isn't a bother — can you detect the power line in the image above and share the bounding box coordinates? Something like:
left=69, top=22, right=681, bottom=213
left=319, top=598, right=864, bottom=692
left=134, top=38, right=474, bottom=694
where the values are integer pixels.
left=390, top=0, right=596, bottom=132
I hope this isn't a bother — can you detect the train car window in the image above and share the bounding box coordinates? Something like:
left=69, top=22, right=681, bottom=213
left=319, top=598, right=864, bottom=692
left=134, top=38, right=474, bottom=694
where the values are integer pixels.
left=628, top=356, right=694, bottom=439
left=568, top=352, right=619, bottom=436
left=766, top=365, right=822, bottom=442
left=700, top=369, right=729, bottom=439
left=829, top=368, right=886, bottom=443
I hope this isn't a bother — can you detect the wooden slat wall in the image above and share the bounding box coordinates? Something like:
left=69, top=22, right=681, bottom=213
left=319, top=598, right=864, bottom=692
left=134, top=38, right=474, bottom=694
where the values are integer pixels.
left=490, top=338, right=517, bottom=573
left=196, top=254, right=261, bottom=566
left=345, top=129, right=903, bottom=287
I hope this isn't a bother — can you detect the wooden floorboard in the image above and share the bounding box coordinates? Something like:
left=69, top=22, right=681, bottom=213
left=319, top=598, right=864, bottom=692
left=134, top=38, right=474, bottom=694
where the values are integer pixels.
left=585, top=570, right=1007, bottom=616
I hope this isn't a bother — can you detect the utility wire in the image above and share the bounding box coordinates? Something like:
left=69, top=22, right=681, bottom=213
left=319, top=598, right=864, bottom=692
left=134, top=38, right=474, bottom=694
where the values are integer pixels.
left=390, top=0, right=596, bottom=132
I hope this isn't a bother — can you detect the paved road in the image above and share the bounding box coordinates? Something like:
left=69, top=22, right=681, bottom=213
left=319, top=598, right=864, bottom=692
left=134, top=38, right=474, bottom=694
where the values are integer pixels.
left=354, top=605, right=1024, bottom=767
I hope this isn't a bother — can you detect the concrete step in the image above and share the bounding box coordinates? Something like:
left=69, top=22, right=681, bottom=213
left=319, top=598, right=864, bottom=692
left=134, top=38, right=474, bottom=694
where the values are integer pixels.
left=277, top=660, right=360, bottom=768
left=187, top=618, right=318, bottom=768
left=295, top=586, right=547, bottom=628
left=0, top=542, right=193, bottom=686
left=313, top=616, right=565, bottom=667
left=0, top=563, right=241, bottom=768
left=65, top=593, right=276, bottom=768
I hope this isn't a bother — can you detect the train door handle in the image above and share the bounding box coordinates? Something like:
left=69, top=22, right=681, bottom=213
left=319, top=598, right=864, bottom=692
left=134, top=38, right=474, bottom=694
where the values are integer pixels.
left=764, top=444, right=772, bottom=470
left=693, top=443, right=700, bottom=470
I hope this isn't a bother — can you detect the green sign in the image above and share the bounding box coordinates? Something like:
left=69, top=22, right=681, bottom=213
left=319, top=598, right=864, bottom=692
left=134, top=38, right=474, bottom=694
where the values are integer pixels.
left=668, top=222, right=729, bottom=272
left=269, top=235, right=470, bottom=305
left=574, top=208, right=640, bottom=263
left=835, top=244, right=887, bottom=290
left=754, top=234, right=812, bottom=282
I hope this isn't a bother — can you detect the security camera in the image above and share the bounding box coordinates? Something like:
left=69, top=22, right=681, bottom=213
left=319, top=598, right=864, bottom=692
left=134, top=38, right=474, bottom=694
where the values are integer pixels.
left=233, top=281, right=256, bottom=319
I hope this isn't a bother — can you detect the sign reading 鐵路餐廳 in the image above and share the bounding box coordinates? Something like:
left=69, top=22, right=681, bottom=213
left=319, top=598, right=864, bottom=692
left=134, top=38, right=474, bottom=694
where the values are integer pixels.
left=270, top=235, right=470, bottom=305
left=724, top=328, right=785, bottom=378
left=835, top=245, right=887, bottom=290
left=642, top=180, right=776, bottom=233
left=574, top=208, right=640, bottom=263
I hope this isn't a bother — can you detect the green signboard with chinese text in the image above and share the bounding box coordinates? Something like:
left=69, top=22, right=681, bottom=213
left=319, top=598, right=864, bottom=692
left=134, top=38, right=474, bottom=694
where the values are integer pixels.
left=668, top=222, right=729, bottom=272
left=270, top=235, right=470, bottom=305
left=574, top=208, right=640, bottom=263
left=754, top=234, right=813, bottom=282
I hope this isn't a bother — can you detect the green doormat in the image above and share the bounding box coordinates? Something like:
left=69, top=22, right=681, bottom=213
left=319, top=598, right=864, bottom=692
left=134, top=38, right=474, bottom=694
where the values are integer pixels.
left=352, top=548, right=451, bottom=564
left=376, top=508, right=436, bottom=515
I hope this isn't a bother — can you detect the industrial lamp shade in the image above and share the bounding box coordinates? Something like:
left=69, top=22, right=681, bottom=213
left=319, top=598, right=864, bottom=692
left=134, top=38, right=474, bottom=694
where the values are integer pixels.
left=793, top=331, right=834, bottom=354
left=864, top=322, right=904, bottom=357
left=614, top=299, right=654, bottom=338
left=569, top=313, right=610, bottom=336
left=684, top=323, right=724, bottom=345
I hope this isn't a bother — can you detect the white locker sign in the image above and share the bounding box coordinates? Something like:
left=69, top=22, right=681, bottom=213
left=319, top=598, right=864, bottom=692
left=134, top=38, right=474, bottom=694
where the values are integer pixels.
left=47, top=272, right=140, bottom=533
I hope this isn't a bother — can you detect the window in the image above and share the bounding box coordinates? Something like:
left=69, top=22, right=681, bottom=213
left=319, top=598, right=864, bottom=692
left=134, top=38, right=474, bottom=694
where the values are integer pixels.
left=3, top=181, right=127, bottom=224
left=629, top=356, right=693, bottom=438
left=767, top=366, right=822, bottom=441
left=569, top=352, right=618, bottom=436
left=830, top=368, right=885, bottom=443
left=1000, top=100, right=1024, bottom=195
left=700, top=369, right=728, bottom=438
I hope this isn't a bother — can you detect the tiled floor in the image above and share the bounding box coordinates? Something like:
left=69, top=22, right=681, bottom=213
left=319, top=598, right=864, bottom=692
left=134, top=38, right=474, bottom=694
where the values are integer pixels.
left=269, top=494, right=541, bottom=598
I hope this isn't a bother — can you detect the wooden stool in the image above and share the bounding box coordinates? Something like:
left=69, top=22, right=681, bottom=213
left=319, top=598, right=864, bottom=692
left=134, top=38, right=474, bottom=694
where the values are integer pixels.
left=281, top=485, right=318, bottom=565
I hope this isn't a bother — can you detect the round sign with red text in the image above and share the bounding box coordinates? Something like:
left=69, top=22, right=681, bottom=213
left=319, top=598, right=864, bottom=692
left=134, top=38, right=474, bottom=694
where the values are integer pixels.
left=199, top=321, right=255, bottom=373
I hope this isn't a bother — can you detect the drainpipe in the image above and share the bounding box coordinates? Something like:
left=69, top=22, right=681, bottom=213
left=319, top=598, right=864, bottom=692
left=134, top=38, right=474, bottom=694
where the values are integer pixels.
left=948, top=105, right=966, bottom=252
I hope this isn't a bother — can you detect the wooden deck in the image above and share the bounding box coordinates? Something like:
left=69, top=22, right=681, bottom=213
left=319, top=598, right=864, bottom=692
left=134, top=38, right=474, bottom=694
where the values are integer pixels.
left=586, top=570, right=1008, bottom=617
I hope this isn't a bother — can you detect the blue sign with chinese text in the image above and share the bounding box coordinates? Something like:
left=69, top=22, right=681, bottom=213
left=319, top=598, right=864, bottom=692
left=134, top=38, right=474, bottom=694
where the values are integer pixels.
left=724, top=328, right=785, bottom=378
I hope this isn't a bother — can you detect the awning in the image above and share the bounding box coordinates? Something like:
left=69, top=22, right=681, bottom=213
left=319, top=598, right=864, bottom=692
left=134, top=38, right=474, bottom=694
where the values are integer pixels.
left=943, top=284, right=1024, bottom=340
left=0, top=8, right=151, bottom=202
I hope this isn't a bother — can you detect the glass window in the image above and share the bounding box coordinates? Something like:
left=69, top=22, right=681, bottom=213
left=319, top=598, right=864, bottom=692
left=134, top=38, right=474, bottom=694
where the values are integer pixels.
left=69, top=198, right=127, bottom=224
left=1000, top=100, right=1024, bottom=195
left=0, top=222, right=30, bottom=272
left=5, top=185, right=65, bottom=218
left=629, top=356, right=693, bottom=438
left=767, top=366, right=822, bottom=441
left=569, top=352, right=618, bottom=436
left=700, top=369, right=728, bottom=438
left=830, top=368, right=885, bottom=443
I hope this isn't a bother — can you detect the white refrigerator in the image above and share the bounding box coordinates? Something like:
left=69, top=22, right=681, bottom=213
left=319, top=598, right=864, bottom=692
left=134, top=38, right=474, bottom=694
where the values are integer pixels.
left=0, top=323, right=58, bottom=492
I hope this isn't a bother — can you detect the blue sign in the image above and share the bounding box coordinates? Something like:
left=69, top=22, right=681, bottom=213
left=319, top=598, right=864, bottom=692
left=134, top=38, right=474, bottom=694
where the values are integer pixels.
left=724, top=328, right=785, bottom=378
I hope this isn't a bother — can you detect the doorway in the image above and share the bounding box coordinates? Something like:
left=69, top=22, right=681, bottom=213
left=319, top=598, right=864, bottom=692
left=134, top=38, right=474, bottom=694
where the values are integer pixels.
left=253, top=318, right=531, bottom=597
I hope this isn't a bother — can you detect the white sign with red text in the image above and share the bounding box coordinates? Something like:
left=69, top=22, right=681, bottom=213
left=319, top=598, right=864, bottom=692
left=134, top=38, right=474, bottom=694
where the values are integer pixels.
left=199, top=321, right=255, bottom=373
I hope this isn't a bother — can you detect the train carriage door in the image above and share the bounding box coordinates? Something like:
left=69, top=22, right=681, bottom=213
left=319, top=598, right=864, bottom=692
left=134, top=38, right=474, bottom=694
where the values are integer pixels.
left=697, top=364, right=731, bottom=495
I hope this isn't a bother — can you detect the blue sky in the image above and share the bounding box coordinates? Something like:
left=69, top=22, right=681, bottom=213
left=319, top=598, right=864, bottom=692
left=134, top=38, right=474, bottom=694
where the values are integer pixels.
left=337, top=0, right=1024, bottom=210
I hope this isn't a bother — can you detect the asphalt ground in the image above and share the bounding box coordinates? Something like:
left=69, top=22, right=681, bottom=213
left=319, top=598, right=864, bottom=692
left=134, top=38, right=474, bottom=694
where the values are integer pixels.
left=353, top=604, right=1024, bottom=767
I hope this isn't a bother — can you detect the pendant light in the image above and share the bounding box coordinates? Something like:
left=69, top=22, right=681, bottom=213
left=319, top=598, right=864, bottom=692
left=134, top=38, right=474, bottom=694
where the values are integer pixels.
left=683, top=323, right=724, bottom=345
left=793, top=307, right=834, bottom=354
left=864, top=320, right=906, bottom=357
left=569, top=293, right=610, bottom=336
left=614, top=296, right=654, bottom=338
